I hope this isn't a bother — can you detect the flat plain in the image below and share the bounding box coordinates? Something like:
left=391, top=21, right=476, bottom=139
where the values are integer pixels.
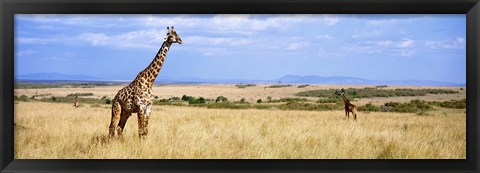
left=14, top=84, right=466, bottom=159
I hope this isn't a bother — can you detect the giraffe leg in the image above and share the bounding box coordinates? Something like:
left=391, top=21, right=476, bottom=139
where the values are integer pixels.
left=109, top=101, right=121, bottom=138
left=137, top=109, right=148, bottom=139
left=117, top=110, right=131, bottom=140
left=345, top=109, right=348, bottom=120
left=353, top=109, right=357, bottom=122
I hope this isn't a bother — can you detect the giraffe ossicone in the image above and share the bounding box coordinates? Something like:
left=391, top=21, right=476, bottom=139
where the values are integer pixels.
left=108, top=26, right=182, bottom=139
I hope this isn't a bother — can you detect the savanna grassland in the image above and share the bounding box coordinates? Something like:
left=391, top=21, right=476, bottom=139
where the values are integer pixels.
left=14, top=84, right=466, bottom=159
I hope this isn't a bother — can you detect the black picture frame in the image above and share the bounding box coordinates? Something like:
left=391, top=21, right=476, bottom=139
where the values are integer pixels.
left=1, top=0, right=479, bottom=172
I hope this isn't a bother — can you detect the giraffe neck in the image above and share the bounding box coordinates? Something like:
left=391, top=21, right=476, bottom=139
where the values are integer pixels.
left=341, top=94, right=350, bottom=103
left=134, top=41, right=172, bottom=88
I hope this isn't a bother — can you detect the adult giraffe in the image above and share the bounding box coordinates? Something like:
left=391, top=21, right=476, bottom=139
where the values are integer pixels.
left=109, top=26, right=182, bottom=139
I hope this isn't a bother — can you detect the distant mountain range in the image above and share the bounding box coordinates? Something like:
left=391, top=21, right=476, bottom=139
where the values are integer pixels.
left=277, top=75, right=464, bottom=86
left=16, top=73, right=107, bottom=81
left=15, top=73, right=465, bottom=86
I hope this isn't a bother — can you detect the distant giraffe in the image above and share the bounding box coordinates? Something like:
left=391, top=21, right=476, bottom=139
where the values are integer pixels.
left=109, top=26, right=182, bottom=139
left=73, top=93, right=79, bottom=108
left=336, top=88, right=358, bottom=121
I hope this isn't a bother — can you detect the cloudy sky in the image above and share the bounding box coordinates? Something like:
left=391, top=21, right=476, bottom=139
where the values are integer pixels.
left=15, top=14, right=466, bottom=83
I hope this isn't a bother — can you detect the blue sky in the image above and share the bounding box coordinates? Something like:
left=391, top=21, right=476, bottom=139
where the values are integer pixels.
left=15, top=14, right=466, bottom=83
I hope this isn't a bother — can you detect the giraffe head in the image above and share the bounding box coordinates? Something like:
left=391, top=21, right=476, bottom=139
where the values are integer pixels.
left=335, top=88, right=346, bottom=96
left=165, top=26, right=182, bottom=44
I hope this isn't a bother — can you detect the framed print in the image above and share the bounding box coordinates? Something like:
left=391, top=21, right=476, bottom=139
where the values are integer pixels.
left=1, top=0, right=479, bottom=172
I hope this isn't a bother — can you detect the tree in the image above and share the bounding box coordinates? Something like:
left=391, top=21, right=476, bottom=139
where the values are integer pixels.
left=216, top=96, right=228, bottom=102
left=198, top=97, right=206, bottom=104
left=181, top=94, right=188, bottom=101
left=257, top=99, right=262, bottom=103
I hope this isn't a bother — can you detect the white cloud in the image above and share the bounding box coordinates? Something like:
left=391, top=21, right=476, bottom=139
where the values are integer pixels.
left=16, top=50, right=35, bottom=57
left=423, top=37, right=466, bottom=49
left=78, top=29, right=166, bottom=49
left=365, top=39, right=415, bottom=48
left=343, top=45, right=382, bottom=54
left=287, top=42, right=310, bottom=50
left=395, top=38, right=415, bottom=48
left=348, top=39, right=416, bottom=56
left=322, top=15, right=340, bottom=26
left=17, top=37, right=52, bottom=44
left=79, top=33, right=109, bottom=46
left=367, top=19, right=400, bottom=26
left=316, top=34, right=333, bottom=40
left=184, top=36, right=252, bottom=46
left=352, top=29, right=383, bottom=39
left=367, top=40, right=393, bottom=47
left=395, top=49, right=415, bottom=57
left=199, top=47, right=229, bottom=56
left=18, top=14, right=141, bottom=28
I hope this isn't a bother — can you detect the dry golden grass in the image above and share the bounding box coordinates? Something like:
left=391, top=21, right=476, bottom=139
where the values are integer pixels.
left=15, top=101, right=465, bottom=159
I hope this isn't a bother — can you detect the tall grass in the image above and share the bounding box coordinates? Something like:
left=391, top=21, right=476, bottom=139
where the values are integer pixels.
left=15, top=102, right=465, bottom=159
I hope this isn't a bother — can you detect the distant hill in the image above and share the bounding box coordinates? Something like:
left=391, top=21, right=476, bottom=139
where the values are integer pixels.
left=277, top=75, right=463, bottom=86
left=15, top=73, right=107, bottom=81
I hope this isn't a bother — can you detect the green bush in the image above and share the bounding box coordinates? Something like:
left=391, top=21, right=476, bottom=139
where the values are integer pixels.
left=235, top=84, right=256, bottom=88
left=254, top=104, right=272, bottom=109
left=105, top=99, right=111, bottom=104
left=297, top=84, right=310, bottom=88
left=382, top=99, right=432, bottom=113
left=267, top=84, right=292, bottom=88
left=15, top=95, right=29, bottom=102
left=296, top=88, right=458, bottom=99
left=240, top=98, right=246, bottom=103
left=270, top=98, right=307, bottom=103
left=207, top=102, right=251, bottom=109
left=316, top=97, right=339, bottom=103
left=357, top=103, right=380, bottom=112
left=215, top=96, right=228, bottom=102
left=430, top=99, right=466, bottom=109
left=257, top=99, right=262, bottom=103
left=180, top=95, right=206, bottom=104
left=66, top=93, right=94, bottom=97
left=278, top=102, right=340, bottom=111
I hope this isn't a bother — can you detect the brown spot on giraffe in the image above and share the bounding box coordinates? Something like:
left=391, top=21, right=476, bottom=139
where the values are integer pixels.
left=109, top=26, right=182, bottom=139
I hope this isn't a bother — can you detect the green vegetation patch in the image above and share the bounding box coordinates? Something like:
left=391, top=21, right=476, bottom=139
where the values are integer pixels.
left=297, top=88, right=458, bottom=99
left=267, top=84, right=293, bottom=88
left=269, top=98, right=308, bottom=103
left=429, top=98, right=466, bottom=109
left=181, top=95, right=206, bottom=104
left=66, top=93, right=94, bottom=97
left=278, top=102, right=340, bottom=111
left=297, top=84, right=310, bottom=88
left=235, top=84, right=256, bottom=88
left=206, top=102, right=251, bottom=109
left=357, top=99, right=465, bottom=113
